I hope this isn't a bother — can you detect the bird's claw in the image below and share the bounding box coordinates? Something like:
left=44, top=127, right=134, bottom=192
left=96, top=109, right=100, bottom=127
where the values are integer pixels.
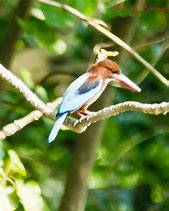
left=75, top=111, right=86, bottom=118
left=82, top=110, right=95, bottom=116
left=79, top=116, right=87, bottom=122
left=75, top=110, right=95, bottom=122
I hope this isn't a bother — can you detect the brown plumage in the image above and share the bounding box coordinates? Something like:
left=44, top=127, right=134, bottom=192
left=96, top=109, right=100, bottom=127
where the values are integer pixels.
left=88, top=59, right=121, bottom=79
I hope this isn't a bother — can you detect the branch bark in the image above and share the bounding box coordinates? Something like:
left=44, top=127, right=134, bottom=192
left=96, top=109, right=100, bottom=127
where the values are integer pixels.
left=72, top=101, right=169, bottom=132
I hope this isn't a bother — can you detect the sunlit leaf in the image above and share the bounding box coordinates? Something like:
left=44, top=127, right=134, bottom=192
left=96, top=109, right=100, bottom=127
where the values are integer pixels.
left=16, top=180, right=45, bottom=211
left=8, top=150, right=27, bottom=177
left=0, top=187, right=13, bottom=211
left=51, top=39, right=67, bottom=55
left=31, top=8, right=46, bottom=21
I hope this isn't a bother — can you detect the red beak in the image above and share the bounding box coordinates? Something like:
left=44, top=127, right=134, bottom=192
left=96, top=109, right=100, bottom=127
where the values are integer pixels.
left=112, top=73, right=141, bottom=92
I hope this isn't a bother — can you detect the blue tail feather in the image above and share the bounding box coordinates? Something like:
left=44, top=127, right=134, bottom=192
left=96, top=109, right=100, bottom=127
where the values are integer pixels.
left=48, top=113, right=67, bottom=143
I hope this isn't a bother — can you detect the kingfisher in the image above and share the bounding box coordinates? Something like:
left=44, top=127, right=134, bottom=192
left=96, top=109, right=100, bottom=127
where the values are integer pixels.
left=48, top=59, right=141, bottom=143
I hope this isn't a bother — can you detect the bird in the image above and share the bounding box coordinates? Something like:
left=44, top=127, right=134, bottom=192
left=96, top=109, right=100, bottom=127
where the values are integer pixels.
left=48, top=59, right=141, bottom=143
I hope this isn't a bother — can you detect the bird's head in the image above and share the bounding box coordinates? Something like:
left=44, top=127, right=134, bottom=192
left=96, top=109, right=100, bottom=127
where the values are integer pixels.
left=97, top=59, right=141, bottom=92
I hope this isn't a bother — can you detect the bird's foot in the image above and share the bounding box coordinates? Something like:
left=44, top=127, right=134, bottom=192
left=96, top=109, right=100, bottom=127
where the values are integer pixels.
left=75, top=111, right=87, bottom=122
left=81, top=110, right=95, bottom=116
left=75, top=110, right=95, bottom=122
left=75, top=111, right=86, bottom=118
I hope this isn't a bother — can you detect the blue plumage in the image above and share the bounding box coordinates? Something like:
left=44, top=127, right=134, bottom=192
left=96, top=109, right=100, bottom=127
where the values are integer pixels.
left=48, top=113, right=67, bottom=143
left=59, top=77, right=102, bottom=114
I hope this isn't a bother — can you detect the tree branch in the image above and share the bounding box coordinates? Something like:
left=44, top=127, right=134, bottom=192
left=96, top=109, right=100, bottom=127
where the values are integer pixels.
left=0, top=99, right=61, bottom=140
left=0, top=64, right=52, bottom=116
left=72, top=101, right=169, bottom=133
left=1, top=99, right=169, bottom=140
left=37, top=0, right=169, bottom=87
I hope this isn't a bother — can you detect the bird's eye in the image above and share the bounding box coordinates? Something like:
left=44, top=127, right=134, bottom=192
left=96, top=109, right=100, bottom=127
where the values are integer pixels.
left=113, top=70, right=120, bottom=74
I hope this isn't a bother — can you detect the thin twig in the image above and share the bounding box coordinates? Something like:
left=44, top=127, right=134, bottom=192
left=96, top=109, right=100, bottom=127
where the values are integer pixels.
left=134, top=32, right=169, bottom=50
left=136, top=42, right=169, bottom=84
left=110, top=0, right=127, bottom=7
left=37, top=0, right=169, bottom=86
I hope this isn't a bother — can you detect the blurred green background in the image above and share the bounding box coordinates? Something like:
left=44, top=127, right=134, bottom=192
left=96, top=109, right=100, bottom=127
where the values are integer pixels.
left=0, top=0, right=169, bottom=210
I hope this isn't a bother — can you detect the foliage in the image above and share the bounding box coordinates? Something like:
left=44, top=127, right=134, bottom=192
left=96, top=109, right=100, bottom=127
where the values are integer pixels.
left=0, top=144, right=47, bottom=210
left=0, top=0, right=169, bottom=210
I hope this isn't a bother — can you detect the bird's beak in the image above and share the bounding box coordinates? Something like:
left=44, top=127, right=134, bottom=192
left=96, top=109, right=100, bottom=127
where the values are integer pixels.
left=112, top=73, right=141, bottom=92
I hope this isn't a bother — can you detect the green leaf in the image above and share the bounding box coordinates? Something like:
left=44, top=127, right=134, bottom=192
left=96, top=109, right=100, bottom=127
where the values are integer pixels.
left=35, top=85, right=48, bottom=102
left=31, top=8, right=46, bottom=21
left=16, top=180, right=45, bottom=211
left=8, top=150, right=27, bottom=177
left=38, top=3, right=74, bottom=29
left=19, top=69, right=34, bottom=89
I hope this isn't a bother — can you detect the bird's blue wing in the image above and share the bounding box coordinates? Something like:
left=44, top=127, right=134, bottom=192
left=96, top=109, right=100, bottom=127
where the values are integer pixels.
left=59, top=77, right=103, bottom=114
left=63, top=72, right=92, bottom=97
